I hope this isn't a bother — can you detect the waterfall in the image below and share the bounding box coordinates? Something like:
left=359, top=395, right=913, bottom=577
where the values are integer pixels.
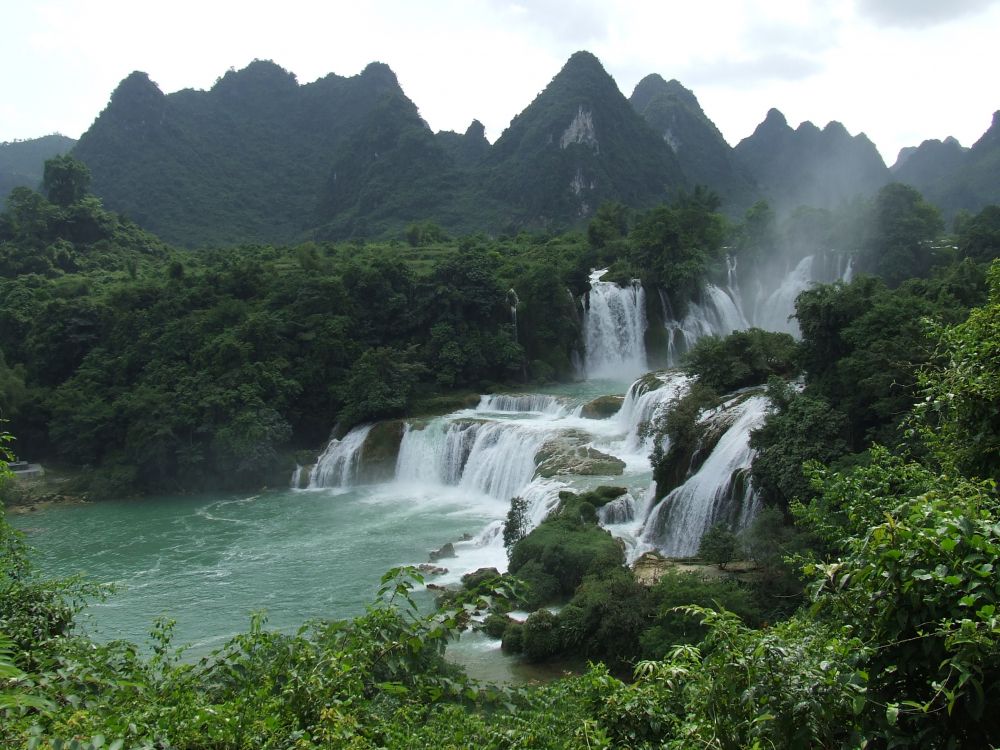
left=641, top=395, right=769, bottom=557
left=308, top=424, right=374, bottom=489
left=290, top=465, right=305, bottom=489
left=750, top=255, right=814, bottom=335
left=507, top=288, right=520, bottom=342
left=582, top=269, right=648, bottom=379
left=840, top=255, right=855, bottom=283
left=395, top=419, right=549, bottom=502
left=476, top=394, right=566, bottom=416
left=472, top=478, right=566, bottom=548
left=664, top=284, right=748, bottom=366
left=598, top=492, right=638, bottom=525
left=614, top=372, right=690, bottom=453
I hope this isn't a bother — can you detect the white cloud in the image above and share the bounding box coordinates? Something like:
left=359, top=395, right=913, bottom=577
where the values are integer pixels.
left=856, top=0, right=1000, bottom=28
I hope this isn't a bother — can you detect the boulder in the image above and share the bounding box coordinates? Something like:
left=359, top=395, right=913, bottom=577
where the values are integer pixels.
left=429, top=542, right=456, bottom=561
left=535, top=442, right=625, bottom=478
left=579, top=394, right=624, bottom=419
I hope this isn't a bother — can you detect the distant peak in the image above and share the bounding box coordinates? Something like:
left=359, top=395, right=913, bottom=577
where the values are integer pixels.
left=362, top=61, right=397, bottom=80
left=108, top=71, right=165, bottom=114
left=552, top=50, right=616, bottom=88
left=464, top=119, right=486, bottom=139
left=113, top=71, right=162, bottom=98
left=631, top=74, right=700, bottom=112
left=764, top=108, right=787, bottom=127
left=635, top=73, right=668, bottom=89
left=212, top=59, right=298, bottom=96
left=943, top=135, right=963, bottom=147
left=822, top=120, right=849, bottom=137
left=565, top=50, right=603, bottom=69
left=796, top=121, right=821, bottom=138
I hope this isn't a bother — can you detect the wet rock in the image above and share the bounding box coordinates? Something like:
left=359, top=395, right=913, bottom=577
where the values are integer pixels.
left=462, top=567, right=501, bottom=590
left=535, top=442, right=625, bottom=478
left=418, top=564, right=449, bottom=576
left=357, top=420, right=406, bottom=483
left=429, top=542, right=456, bottom=561
left=579, top=394, right=624, bottom=419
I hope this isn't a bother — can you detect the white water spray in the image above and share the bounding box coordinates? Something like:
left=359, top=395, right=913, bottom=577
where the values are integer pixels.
left=582, top=269, right=648, bottom=379
left=641, top=395, right=769, bottom=556
left=307, top=424, right=374, bottom=489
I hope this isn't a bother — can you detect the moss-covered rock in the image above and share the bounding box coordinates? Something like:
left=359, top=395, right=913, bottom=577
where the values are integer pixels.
left=461, top=567, right=501, bottom=591
left=579, top=394, right=624, bottom=419
left=587, top=485, right=629, bottom=506
left=501, top=621, right=524, bottom=652
left=357, top=420, right=405, bottom=483
left=644, top=285, right=670, bottom=369
left=536, top=444, right=625, bottom=478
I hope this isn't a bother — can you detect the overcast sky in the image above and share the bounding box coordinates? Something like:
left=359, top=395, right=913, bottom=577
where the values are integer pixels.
left=3, top=0, right=998, bottom=165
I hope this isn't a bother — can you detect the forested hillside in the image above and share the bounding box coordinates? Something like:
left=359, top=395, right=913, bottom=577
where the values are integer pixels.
left=0, top=134, right=76, bottom=199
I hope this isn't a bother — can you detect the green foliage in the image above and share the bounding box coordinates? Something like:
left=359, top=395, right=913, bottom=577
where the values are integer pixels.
left=957, top=204, right=1000, bottom=263
left=798, top=449, right=1000, bottom=746
left=502, top=495, right=528, bottom=556
left=42, top=155, right=91, bottom=207
left=795, top=267, right=983, bottom=451
left=749, top=378, right=850, bottom=507
left=696, top=523, right=738, bottom=569
left=859, top=182, right=945, bottom=286
left=507, top=492, right=624, bottom=608
left=917, top=261, right=1000, bottom=482
left=650, top=382, right=718, bottom=499
left=626, top=188, right=727, bottom=300
left=682, top=327, right=798, bottom=392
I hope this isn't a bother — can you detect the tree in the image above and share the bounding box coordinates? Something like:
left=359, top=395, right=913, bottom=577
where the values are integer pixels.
left=860, top=182, right=943, bottom=286
left=502, top=495, right=528, bottom=557
left=697, top=523, right=739, bottom=569
left=958, top=204, right=1000, bottom=263
left=42, top=155, right=91, bottom=207
left=918, top=261, right=1000, bottom=483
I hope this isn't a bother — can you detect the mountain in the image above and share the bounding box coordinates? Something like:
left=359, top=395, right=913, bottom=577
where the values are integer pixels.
left=891, top=136, right=968, bottom=213
left=888, top=112, right=1000, bottom=219
left=0, top=134, right=77, bottom=199
left=734, top=109, right=889, bottom=214
left=483, top=51, right=685, bottom=227
left=69, top=53, right=997, bottom=246
left=629, top=74, right=758, bottom=214
left=73, top=60, right=425, bottom=246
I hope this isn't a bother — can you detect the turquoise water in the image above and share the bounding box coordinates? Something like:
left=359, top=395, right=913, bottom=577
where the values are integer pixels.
left=10, top=376, right=661, bottom=681
left=13, top=485, right=502, bottom=654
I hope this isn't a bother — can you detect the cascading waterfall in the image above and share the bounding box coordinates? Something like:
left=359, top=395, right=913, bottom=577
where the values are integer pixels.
left=396, top=419, right=549, bottom=502
left=840, top=255, right=855, bottom=282
left=582, top=269, right=648, bottom=379
left=664, top=284, right=748, bottom=367
left=476, top=394, right=566, bottom=416
left=661, top=251, right=858, bottom=363
left=472, top=478, right=567, bottom=548
left=640, top=395, right=769, bottom=557
left=750, top=255, right=815, bottom=335
left=507, top=288, right=520, bottom=342
left=307, top=424, right=374, bottom=489
left=614, top=372, right=690, bottom=453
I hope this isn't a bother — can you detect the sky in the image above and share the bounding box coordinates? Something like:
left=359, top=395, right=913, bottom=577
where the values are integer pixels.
left=3, top=0, right=999, bottom=165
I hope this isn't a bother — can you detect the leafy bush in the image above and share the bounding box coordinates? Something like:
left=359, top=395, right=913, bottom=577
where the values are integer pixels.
left=682, top=327, right=798, bottom=392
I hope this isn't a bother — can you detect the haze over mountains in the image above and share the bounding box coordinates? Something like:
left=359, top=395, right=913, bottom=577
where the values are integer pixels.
left=6, top=51, right=999, bottom=247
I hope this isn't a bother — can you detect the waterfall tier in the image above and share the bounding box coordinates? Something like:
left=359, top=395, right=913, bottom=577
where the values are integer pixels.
left=308, top=424, right=373, bottom=489
left=582, top=269, right=648, bottom=379
left=640, top=395, right=769, bottom=556
left=475, top=394, right=566, bottom=416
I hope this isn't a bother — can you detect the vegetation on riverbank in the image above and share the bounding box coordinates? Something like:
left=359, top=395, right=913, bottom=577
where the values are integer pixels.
left=3, top=261, right=1000, bottom=746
